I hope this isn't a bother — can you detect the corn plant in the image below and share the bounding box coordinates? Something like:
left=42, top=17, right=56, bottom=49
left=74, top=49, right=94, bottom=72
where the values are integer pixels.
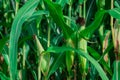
left=0, top=0, right=120, bottom=80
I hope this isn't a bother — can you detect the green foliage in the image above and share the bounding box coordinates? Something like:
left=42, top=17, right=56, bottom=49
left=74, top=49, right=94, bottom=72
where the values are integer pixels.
left=108, top=8, right=120, bottom=19
left=80, top=10, right=106, bottom=39
left=47, top=46, right=109, bottom=80
left=9, top=0, right=39, bottom=79
left=47, top=51, right=65, bottom=79
left=112, top=61, right=120, bottom=80
left=88, top=46, right=112, bottom=76
left=0, top=0, right=120, bottom=80
left=43, top=0, right=73, bottom=39
left=79, top=0, right=84, bottom=4
left=56, top=0, right=69, bottom=8
left=0, top=72, right=10, bottom=80
left=0, top=37, right=8, bottom=53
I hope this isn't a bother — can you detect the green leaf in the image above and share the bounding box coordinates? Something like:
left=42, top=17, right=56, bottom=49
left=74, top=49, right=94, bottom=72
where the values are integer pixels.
left=47, top=52, right=65, bottom=79
left=80, top=10, right=106, bottom=39
left=25, top=60, right=37, bottom=80
left=103, top=42, right=114, bottom=55
left=87, top=46, right=100, bottom=60
left=0, top=37, right=8, bottom=53
left=0, top=71, right=10, bottom=80
left=87, top=46, right=112, bottom=76
left=79, top=0, right=84, bottom=4
left=47, top=46, right=109, bottom=80
left=9, top=0, right=39, bottom=80
left=29, top=10, right=49, bottom=21
left=108, top=8, right=120, bottom=19
left=2, top=49, right=9, bottom=65
left=112, top=61, right=120, bottom=80
left=56, top=0, right=69, bottom=8
left=15, top=0, right=20, bottom=3
left=18, top=35, right=33, bottom=46
left=64, top=16, right=78, bottom=31
left=114, top=1, right=120, bottom=8
left=96, top=0, right=105, bottom=9
left=43, top=0, right=73, bottom=39
left=32, top=10, right=48, bottom=17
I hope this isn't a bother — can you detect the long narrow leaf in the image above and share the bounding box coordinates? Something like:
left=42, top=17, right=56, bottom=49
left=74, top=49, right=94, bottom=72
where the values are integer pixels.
left=0, top=72, right=10, bottom=80
left=87, top=46, right=112, bottom=76
left=108, top=8, right=120, bottom=19
left=47, top=46, right=109, bottom=80
left=47, top=52, right=65, bottom=79
left=43, top=0, right=73, bottom=39
left=80, top=10, right=106, bottom=39
left=112, top=61, right=120, bottom=80
left=56, top=0, right=69, bottom=8
left=9, top=0, right=39, bottom=80
left=29, top=10, right=49, bottom=21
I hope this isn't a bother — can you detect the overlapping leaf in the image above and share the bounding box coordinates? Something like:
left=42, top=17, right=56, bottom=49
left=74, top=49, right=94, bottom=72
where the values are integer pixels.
left=0, top=72, right=10, bottom=80
left=43, top=0, right=73, bottom=39
left=47, top=46, right=109, bottom=80
left=80, top=10, right=106, bottom=39
left=108, top=8, right=120, bottom=19
left=47, top=52, right=65, bottom=79
left=88, top=46, right=112, bottom=76
left=29, top=10, right=49, bottom=21
left=56, top=0, right=69, bottom=8
left=9, top=0, right=39, bottom=79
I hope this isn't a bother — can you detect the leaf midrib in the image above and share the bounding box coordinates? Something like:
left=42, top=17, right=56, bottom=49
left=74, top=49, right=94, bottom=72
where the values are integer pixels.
left=14, top=0, right=38, bottom=41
